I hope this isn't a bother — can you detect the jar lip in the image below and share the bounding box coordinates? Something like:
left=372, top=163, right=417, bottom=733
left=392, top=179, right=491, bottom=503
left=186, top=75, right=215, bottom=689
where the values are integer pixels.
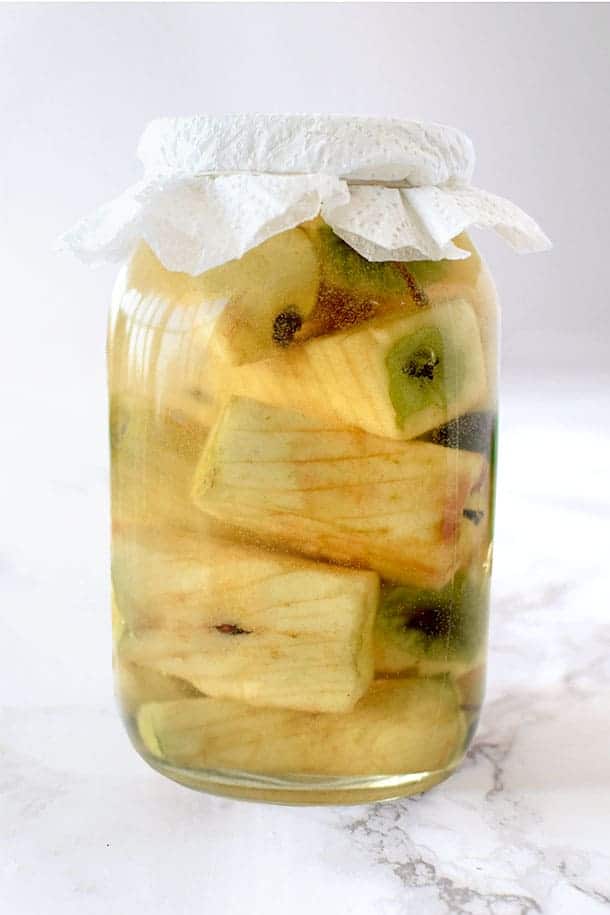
left=137, top=114, right=476, bottom=188
left=188, top=172, right=415, bottom=189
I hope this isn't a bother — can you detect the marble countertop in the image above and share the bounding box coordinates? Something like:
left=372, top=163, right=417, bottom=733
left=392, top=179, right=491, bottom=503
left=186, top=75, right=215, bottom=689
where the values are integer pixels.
left=2, top=375, right=609, bottom=915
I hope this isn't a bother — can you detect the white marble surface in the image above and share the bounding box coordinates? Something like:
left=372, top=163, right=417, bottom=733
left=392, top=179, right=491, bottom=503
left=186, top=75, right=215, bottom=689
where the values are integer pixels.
left=2, top=375, right=609, bottom=915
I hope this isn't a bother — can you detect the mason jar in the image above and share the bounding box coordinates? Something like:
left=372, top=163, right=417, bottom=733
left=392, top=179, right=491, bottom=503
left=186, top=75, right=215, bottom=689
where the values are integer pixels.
left=64, top=115, right=549, bottom=804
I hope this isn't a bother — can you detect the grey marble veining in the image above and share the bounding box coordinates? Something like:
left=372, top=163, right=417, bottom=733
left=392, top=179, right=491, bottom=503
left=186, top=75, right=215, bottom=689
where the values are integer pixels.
left=1, top=377, right=609, bottom=914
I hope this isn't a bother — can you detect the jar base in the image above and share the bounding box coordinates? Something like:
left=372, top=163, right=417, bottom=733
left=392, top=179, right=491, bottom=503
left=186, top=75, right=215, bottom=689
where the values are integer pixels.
left=140, top=751, right=461, bottom=806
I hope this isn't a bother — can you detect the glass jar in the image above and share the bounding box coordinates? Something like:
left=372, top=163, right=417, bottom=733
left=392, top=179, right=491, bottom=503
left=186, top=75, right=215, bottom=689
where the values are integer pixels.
left=108, top=219, right=499, bottom=803
left=63, top=114, right=548, bottom=804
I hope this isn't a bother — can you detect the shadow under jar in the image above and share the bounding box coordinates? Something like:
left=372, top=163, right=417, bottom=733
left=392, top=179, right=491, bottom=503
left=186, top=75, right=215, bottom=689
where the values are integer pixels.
left=60, top=114, right=548, bottom=804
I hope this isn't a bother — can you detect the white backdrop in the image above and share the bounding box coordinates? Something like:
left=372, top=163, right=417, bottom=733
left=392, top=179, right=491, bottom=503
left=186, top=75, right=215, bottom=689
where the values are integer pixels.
left=1, top=2, right=609, bottom=385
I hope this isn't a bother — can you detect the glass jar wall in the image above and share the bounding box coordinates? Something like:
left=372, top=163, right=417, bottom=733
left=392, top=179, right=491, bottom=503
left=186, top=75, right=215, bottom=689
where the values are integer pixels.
left=109, top=217, right=498, bottom=804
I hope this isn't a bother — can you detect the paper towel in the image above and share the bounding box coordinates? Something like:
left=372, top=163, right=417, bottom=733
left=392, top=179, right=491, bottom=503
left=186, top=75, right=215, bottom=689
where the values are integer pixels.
left=60, top=114, right=550, bottom=273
